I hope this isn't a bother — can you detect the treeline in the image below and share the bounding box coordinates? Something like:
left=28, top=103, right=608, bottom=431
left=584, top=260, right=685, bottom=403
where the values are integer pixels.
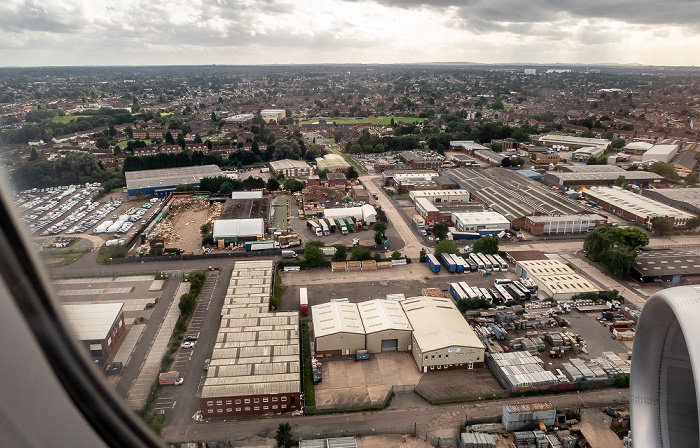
left=123, top=151, right=226, bottom=172
left=197, top=176, right=266, bottom=193
left=10, top=152, right=116, bottom=190
left=1, top=108, right=151, bottom=144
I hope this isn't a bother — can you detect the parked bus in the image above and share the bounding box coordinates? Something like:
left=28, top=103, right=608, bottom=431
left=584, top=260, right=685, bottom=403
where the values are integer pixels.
left=495, top=284, right=515, bottom=302
left=459, top=282, right=476, bottom=299
left=484, top=254, right=500, bottom=272
left=476, top=253, right=493, bottom=270
left=469, top=253, right=485, bottom=270
left=465, top=258, right=478, bottom=272
left=493, top=254, right=509, bottom=270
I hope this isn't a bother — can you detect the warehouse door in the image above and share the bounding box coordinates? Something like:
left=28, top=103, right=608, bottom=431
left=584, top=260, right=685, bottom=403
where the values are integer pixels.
left=381, top=339, right=398, bottom=352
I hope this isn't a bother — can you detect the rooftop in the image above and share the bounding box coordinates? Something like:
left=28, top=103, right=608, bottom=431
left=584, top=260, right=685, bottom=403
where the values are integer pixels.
left=357, top=299, right=412, bottom=334
left=213, top=218, right=265, bottom=237
left=634, top=249, right=700, bottom=276
left=125, top=165, right=222, bottom=190
left=61, top=303, right=123, bottom=340
left=401, top=296, right=483, bottom=352
left=584, top=187, right=695, bottom=220
left=311, top=302, right=365, bottom=337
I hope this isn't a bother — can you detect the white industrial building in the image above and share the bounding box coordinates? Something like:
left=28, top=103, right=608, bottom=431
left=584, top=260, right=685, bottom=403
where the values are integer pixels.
left=268, top=159, right=313, bottom=178
left=451, top=211, right=510, bottom=232
left=515, top=259, right=599, bottom=300
left=357, top=300, right=413, bottom=353
left=583, top=186, right=696, bottom=228
left=409, top=190, right=471, bottom=203
left=316, top=153, right=350, bottom=172
left=62, top=303, right=125, bottom=360
left=312, top=302, right=366, bottom=356
left=260, top=109, right=286, bottom=123
left=212, top=218, right=266, bottom=244
left=571, top=146, right=605, bottom=162
left=538, top=134, right=610, bottom=150
left=401, top=297, right=485, bottom=373
left=624, top=141, right=654, bottom=155
left=642, top=143, right=680, bottom=163
left=323, top=205, right=377, bottom=224
left=451, top=141, right=489, bottom=152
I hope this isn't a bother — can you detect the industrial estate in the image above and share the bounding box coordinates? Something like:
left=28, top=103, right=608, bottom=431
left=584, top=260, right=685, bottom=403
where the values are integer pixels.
left=5, top=64, right=700, bottom=448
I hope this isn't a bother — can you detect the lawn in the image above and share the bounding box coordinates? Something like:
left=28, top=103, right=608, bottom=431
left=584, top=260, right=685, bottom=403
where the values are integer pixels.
left=41, top=250, right=89, bottom=267
left=49, top=115, right=92, bottom=124
left=300, top=116, right=425, bottom=126
left=117, top=139, right=152, bottom=148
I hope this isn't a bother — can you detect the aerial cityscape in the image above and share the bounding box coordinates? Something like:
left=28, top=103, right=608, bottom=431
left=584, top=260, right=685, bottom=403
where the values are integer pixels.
left=2, top=3, right=700, bottom=447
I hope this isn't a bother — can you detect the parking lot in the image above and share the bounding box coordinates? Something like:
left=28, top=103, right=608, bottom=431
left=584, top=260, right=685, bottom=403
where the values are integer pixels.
left=314, top=352, right=422, bottom=408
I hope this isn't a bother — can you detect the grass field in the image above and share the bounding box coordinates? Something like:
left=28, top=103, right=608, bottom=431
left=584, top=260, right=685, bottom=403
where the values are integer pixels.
left=300, top=116, right=424, bottom=126
left=49, top=115, right=92, bottom=123
left=41, top=250, right=88, bottom=267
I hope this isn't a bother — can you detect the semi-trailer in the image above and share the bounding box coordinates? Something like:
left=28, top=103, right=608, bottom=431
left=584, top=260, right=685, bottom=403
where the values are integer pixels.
left=426, top=254, right=441, bottom=273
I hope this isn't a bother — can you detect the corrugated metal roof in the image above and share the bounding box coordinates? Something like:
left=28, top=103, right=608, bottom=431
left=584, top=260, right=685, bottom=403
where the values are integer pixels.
left=357, top=299, right=412, bottom=334
left=400, top=297, right=483, bottom=352
left=503, top=401, right=555, bottom=413
left=311, top=302, right=365, bottom=337
left=125, top=165, right=222, bottom=190
left=61, top=303, right=123, bottom=340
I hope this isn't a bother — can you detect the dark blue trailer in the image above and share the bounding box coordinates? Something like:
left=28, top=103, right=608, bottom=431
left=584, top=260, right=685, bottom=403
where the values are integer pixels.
left=440, top=253, right=457, bottom=273
left=426, top=254, right=441, bottom=273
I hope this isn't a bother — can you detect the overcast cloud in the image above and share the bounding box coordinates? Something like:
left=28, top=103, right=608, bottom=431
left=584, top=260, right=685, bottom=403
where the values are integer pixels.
left=1, top=0, right=699, bottom=66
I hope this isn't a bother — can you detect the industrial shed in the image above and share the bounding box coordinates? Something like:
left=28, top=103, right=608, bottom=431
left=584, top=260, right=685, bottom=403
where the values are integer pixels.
left=312, top=302, right=366, bottom=356
left=200, top=260, right=301, bottom=417
left=322, top=205, right=377, bottom=224
left=357, top=299, right=412, bottom=353
left=62, top=303, right=125, bottom=360
left=212, top=218, right=265, bottom=244
left=631, top=249, right=700, bottom=284
left=516, top=259, right=599, bottom=300
left=400, top=297, right=485, bottom=373
left=125, top=164, right=222, bottom=196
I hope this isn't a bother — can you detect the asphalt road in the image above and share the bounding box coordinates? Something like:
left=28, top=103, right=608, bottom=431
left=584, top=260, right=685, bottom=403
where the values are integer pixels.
left=161, top=387, right=629, bottom=443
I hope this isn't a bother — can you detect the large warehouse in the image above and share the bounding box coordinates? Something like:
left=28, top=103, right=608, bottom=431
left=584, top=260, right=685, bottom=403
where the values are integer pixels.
left=400, top=297, right=485, bottom=373
left=515, top=259, right=599, bottom=300
left=357, top=300, right=413, bottom=353
left=200, top=261, right=301, bottom=417
left=451, top=211, right=510, bottom=232
left=312, top=302, right=366, bottom=356
left=582, top=186, right=696, bottom=228
left=323, top=205, right=377, bottom=224
left=631, top=249, right=700, bottom=284
left=409, top=189, right=471, bottom=203
left=125, top=165, right=222, bottom=196
left=62, top=303, right=125, bottom=360
left=642, top=188, right=700, bottom=216
left=444, top=168, right=601, bottom=233
left=543, top=170, right=665, bottom=189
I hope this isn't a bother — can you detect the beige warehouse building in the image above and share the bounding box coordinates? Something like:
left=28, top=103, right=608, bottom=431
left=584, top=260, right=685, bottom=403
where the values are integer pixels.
left=401, top=297, right=485, bottom=373
left=357, top=299, right=413, bottom=353
left=515, top=259, right=599, bottom=300
left=312, top=302, right=366, bottom=356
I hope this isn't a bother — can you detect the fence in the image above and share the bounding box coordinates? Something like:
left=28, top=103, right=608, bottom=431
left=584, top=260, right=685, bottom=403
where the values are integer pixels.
left=416, top=425, right=458, bottom=447
left=414, top=383, right=510, bottom=405
left=304, top=384, right=415, bottom=415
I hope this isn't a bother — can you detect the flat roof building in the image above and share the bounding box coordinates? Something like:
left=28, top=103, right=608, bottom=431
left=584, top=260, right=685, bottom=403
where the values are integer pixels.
left=543, top=170, right=665, bottom=189
left=269, top=159, right=313, bottom=178
left=125, top=165, right=222, bottom=196
left=409, top=190, right=471, bottom=203
left=62, top=303, right=125, bottom=360
left=212, top=218, right=266, bottom=244
left=357, top=299, right=413, bottom=353
left=582, top=186, right=695, bottom=228
left=401, top=297, right=484, bottom=373
left=642, top=142, right=681, bottom=163
left=450, top=141, right=489, bottom=152
left=312, top=302, right=366, bottom=356
left=631, top=249, right=700, bottom=284
left=524, top=214, right=607, bottom=236
left=642, top=187, right=700, bottom=216
left=515, top=259, right=599, bottom=300
left=260, top=109, right=286, bottom=123
left=451, top=211, right=510, bottom=232
left=538, top=134, right=611, bottom=150
left=201, top=260, right=301, bottom=417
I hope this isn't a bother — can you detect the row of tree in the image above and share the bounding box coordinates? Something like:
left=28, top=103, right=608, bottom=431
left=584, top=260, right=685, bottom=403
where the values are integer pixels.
left=583, top=227, right=649, bottom=277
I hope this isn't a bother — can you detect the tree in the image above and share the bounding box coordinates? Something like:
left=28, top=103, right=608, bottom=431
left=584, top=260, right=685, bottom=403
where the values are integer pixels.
left=350, top=247, right=373, bottom=261
left=219, top=181, right=235, bottom=196
left=373, top=220, right=387, bottom=245
left=432, top=221, right=449, bottom=240
left=373, top=221, right=387, bottom=235
left=284, top=179, right=305, bottom=193
left=501, top=157, right=511, bottom=168
left=346, top=165, right=359, bottom=179
left=194, top=133, right=202, bottom=144
left=651, top=216, right=674, bottom=236
left=611, top=138, right=626, bottom=150
left=606, top=246, right=638, bottom=277
left=272, top=139, right=302, bottom=160
left=434, top=239, right=458, bottom=258
left=211, top=111, right=217, bottom=122
left=511, top=157, right=525, bottom=167
left=419, top=248, right=427, bottom=262
left=614, top=175, right=627, bottom=187
left=266, top=177, right=280, bottom=191
left=391, top=251, right=402, bottom=259
left=490, top=142, right=503, bottom=152
left=332, top=244, right=347, bottom=262
left=685, top=172, right=699, bottom=186
left=275, top=423, right=295, bottom=448
left=303, top=244, right=325, bottom=267
left=472, top=235, right=499, bottom=254
left=165, top=131, right=175, bottom=145
left=29, top=147, right=38, bottom=161
left=176, top=133, right=186, bottom=149
left=649, top=161, right=680, bottom=182
left=174, top=184, right=197, bottom=192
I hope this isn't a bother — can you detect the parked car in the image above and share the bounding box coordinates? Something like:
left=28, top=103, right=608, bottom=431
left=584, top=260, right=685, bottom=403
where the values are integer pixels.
left=603, top=407, right=621, bottom=418
left=183, top=335, right=198, bottom=341
left=203, top=359, right=211, bottom=371
left=180, top=341, right=195, bottom=349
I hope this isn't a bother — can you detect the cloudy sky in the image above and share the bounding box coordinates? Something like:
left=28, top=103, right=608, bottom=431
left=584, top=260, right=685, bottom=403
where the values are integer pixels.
left=2, top=0, right=700, bottom=67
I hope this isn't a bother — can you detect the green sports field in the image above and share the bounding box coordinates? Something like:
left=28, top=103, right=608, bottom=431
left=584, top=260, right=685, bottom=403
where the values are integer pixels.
left=48, top=115, right=92, bottom=123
